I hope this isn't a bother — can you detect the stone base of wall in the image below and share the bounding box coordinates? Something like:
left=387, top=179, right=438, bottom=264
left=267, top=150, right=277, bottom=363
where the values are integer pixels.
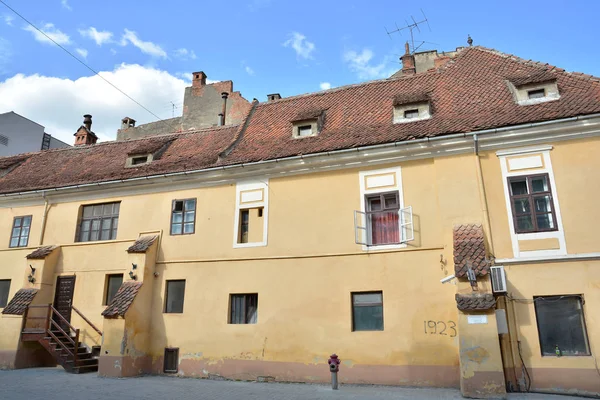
left=149, top=357, right=460, bottom=388
left=0, top=350, right=16, bottom=369
left=14, top=342, right=56, bottom=369
left=98, top=355, right=152, bottom=378
left=461, top=370, right=506, bottom=398
left=529, top=367, right=600, bottom=397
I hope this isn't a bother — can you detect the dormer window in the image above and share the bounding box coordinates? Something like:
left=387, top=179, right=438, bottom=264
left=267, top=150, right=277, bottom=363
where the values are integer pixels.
left=508, top=73, right=560, bottom=106
left=297, top=125, right=313, bottom=137
left=393, top=102, right=430, bottom=124
left=527, top=89, right=546, bottom=99
left=404, top=109, right=420, bottom=119
left=126, top=153, right=153, bottom=167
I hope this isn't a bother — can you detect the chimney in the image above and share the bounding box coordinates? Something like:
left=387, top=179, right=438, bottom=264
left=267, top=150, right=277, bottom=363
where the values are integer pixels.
left=221, top=92, right=228, bottom=125
left=121, top=117, right=136, bottom=130
left=83, top=114, right=92, bottom=130
left=218, top=113, right=224, bottom=126
left=267, top=93, right=281, bottom=102
left=192, top=71, right=207, bottom=88
left=74, top=114, right=98, bottom=146
left=400, top=42, right=416, bottom=75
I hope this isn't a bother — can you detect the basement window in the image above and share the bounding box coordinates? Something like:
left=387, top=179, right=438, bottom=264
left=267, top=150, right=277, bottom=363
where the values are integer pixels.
left=534, top=295, right=590, bottom=356
left=0, top=280, right=10, bottom=308
left=104, top=274, right=123, bottom=305
left=164, top=348, right=179, bottom=373
left=164, top=280, right=186, bottom=313
left=229, top=293, right=258, bottom=324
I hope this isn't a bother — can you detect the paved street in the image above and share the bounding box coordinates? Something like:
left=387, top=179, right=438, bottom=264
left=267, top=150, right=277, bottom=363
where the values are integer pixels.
left=0, top=368, right=583, bottom=400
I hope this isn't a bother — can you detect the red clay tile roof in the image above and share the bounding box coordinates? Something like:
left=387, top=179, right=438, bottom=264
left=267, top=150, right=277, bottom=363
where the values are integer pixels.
left=509, top=71, right=557, bottom=87
left=453, top=224, right=489, bottom=278
left=0, top=46, right=599, bottom=194
left=455, top=293, right=496, bottom=311
left=392, top=92, right=431, bottom=106
left=26, top=245, right=58, bottom=259
left=2, top=288, right=38, bottom=315
left=0, top=125, right=237, bottom=195
left=127, top=235, right=159, bottom=253
left=101, top=281, right=142, bottom=318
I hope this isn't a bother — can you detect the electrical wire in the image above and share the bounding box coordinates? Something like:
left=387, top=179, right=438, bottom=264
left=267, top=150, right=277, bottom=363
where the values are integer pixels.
left=517, top=341, right=532, bottom=392
left=0, top=0, right=163, bottom=121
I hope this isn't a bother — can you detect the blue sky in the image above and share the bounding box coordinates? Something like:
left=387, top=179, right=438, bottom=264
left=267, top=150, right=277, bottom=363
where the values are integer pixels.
left=0, top=0, right=598, bottom=142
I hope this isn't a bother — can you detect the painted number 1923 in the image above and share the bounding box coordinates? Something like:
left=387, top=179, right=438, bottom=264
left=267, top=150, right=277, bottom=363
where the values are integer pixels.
left=424, top=320, right=457, bottom=337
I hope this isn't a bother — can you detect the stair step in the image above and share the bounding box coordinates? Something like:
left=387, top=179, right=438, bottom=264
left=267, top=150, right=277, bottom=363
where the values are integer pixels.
left=73, top=364, right=98, bottom=374
left=66, top=358, right=98, bottom=367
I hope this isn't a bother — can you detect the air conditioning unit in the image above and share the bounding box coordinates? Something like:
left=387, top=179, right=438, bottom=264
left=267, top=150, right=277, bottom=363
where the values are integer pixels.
left=490, top=265, right=507, bottom=293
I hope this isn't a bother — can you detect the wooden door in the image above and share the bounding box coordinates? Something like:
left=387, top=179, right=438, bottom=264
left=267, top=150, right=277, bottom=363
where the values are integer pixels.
left=53, top=276, right=75, bottom=328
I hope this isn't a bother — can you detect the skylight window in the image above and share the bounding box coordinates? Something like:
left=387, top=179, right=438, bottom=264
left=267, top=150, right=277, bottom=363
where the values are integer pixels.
left=404, top=109, right=420, bottom=119
left=126, top=153, right=153, bottom=167
left=297, top=125, right=313, bottom=137
left=527, top=89, right=546, bottom=99
left=131, top=156, right=149, bottom=165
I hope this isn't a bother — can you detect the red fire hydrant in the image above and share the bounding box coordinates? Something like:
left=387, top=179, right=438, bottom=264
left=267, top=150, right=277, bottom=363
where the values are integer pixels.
left=328, top=354, right=341, bottom=390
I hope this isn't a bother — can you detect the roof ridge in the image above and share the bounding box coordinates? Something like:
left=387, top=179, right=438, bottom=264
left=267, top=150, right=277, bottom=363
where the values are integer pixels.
left=470, top=46, right=600, bottom=84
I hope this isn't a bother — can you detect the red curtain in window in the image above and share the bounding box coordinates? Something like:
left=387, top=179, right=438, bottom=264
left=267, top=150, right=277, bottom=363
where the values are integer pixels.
left=371, top=211, right=399, bottom=245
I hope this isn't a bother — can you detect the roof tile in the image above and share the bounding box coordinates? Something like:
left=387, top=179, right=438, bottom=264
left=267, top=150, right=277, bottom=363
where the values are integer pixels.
left=26, top=245, right=58, bottom=259
left=453, top=224, right=489, bottom=278
left=101, top=281, right=143, bottom=318
left=455, top=293, right=496, bottom=311
left=2, top=288, right=38, bottom=315
left=127, top=235, right=159, bottom=253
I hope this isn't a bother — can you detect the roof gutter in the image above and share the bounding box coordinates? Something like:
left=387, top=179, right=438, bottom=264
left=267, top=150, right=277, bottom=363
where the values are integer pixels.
left=2, top=113, right=600, bottom=199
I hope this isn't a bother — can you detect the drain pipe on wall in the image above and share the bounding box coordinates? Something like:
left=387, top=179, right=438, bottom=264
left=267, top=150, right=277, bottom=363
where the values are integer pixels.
left=38, top=193, right=49, bottom=246
left=473, top=134, right=495, bottom=256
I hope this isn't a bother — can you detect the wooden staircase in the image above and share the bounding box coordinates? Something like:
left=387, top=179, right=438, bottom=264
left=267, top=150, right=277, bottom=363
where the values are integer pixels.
left=22, top=304, right=101, bottom=374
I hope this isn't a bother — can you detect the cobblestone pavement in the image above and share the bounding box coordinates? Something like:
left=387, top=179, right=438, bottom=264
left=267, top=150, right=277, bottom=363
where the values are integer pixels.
left=0, top=368, right=583, bottom=400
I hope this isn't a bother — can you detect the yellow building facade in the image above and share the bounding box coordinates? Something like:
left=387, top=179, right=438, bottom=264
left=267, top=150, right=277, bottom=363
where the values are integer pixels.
left=1, top=46, right=599, bottom=398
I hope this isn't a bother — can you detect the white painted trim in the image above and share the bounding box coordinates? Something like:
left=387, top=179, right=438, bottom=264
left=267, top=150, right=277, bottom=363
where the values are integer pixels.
left=497, top=148, right=567, bottom=258
left=496, top=145, right=553, bottom=156
left=358, top=167, right=406, bottom=251
left=495, top=253, right=600, bottom=264
left=233, top=180, right=269, bottom=248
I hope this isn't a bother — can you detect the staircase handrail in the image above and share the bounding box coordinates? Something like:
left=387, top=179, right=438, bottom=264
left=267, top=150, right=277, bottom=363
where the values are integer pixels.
left=72, top=305, right=102, bottom=336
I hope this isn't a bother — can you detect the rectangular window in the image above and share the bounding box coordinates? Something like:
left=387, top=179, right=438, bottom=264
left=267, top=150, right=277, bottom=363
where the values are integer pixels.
left=229, top=293, right=258, bottom=324
left=77, top=202, right=120, bottom=242
left=0, top=280, right=10, bottom=308
left=104, top=274, right=123, bottom=305
left=164, top=280, right=185, bottom=313
left=527, top=88, right=546, bottom=99
left=352, top=291, right=384, bottom=331
left=163, top=348, right=179, bottom=373
left=131, top=156, right=149, bottom=165
left=534, top=296, right=590, bottom=356
left=10, top=215, right=32, bottom=248
left=404, top=109, right=420, bottom=119
left=170, top=199, right=196, bottom=235
left=297, top=125, right=313, bottom=137
left=508, top=174, right=557, bottom=233
left=365, top=191, right=400, bottom=245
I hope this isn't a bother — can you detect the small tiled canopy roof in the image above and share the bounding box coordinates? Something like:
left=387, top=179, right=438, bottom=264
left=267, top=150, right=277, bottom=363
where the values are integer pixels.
left=127, top=235, right=159, bottom=253
left=509, top=71, right=557, bottom=87
left=2, top=288, right=38, bottom=315
left=1, top=47, right=599, bottom=195
left=26, top=245, right=58, bottom=259
left=453, top=224, right=489, bottom=278
left=456, top=293, right=496, bottom=311
left=102, top=281, right=143, bottom=318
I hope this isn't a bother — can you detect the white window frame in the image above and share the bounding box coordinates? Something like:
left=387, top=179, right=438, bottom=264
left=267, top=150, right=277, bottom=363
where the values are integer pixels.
left=233, top=180, right=269, bottom=248
left=358, top=167, right=406, bottom=251
left=497, top=145, right=566, bottom=258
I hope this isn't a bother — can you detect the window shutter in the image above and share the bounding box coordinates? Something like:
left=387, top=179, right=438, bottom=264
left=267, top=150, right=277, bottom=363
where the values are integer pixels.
left=354, top=210, right=368, bottom=245
left=399, top=206, right=414, bottom=243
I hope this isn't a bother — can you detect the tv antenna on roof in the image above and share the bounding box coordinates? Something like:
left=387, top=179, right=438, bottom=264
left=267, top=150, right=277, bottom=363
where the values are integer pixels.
left=385, top=9, right=432, bottom=54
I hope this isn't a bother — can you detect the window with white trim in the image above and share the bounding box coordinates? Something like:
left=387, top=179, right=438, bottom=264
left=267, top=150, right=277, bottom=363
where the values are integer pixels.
left=234, top=181, right=268, bottom=247
left=355, top=168, right=413, bottom=248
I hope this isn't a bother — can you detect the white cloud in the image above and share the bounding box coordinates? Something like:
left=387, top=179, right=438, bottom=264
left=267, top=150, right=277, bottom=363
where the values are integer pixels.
left=120, top=29, right=167, bottom=58
left=75, top=48, right=88, bottom=59
left=174, top=48, right=197, bottom=60
left=61, top=0, right=72, bottom=11
left=283, top=32, right=315, bottom=59
left=343, top=49, right=394, bottom=80
left=23, top=23, right=71, bottom=45
left=3, top=14, right=14, bottom=26
left=319, top=82, right=331, bottom=90
left=245, top=66, right=254, bottom=75
left=0, top=64, right=188, bottom=143
left=79, top=27, right=113, bottom=46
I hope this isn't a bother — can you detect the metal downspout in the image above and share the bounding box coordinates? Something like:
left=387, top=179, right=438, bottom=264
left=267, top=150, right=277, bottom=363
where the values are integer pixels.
left=38, top=194, right=49, bottom=246
left=473, top=134, right=495, bottom=255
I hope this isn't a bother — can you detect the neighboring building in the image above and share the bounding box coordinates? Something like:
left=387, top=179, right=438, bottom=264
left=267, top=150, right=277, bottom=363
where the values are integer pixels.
left=1, top=46, right=600, bottom=399
left=116, top=72, right=252, bottom=141
left=0, top=111, right=70, bottom=156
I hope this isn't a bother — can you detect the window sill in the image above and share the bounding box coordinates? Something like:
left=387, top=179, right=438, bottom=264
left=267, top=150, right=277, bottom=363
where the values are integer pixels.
left=233, top=242, right=267, bottom=249
left=362, top=242, right=407, bottom=252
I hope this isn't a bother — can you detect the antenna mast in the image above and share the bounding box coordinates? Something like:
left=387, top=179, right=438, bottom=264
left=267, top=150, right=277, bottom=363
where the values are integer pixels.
left=385, top=9, right=432, bottom=54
